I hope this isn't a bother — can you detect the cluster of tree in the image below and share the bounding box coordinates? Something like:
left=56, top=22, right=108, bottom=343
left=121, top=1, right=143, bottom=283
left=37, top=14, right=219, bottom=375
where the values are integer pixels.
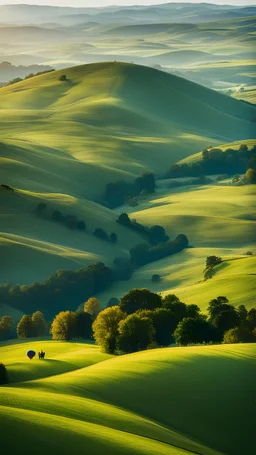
left=36, top=203, right=86, bottom=232
left=0, top=316, right=14, bottom=341
left=204, top=255, right=222, bottom=280
left=0, top=184, right=14, bottom=191
left=166, top=144, right=256, bottom=179
left=36, top=203, right=118, bottom=243
left=50, top=298, right=103, bottom=340
left=91, top=290, right=256, bottom=354
left=130, top=234, right=189, bottom=268
left=16, top=311, right=47, bottom=339
left=232, top=168, right=256, bottom=186
left=104, top=171, right=156, bottom=208
left=117, top=213, right=169, bottom=246
left=0, top=262, right=113, bottom=317
left=7, top=69, right=55, bottom=86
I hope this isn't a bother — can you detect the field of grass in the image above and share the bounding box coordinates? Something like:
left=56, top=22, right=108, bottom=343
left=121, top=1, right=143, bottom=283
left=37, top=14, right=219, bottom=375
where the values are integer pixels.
left=97, top=251, right=255, bottom=311
left=129, top=183, right=256, bottom=248
left=1, top=63, right=255, bottom=286
left=0, top=340, right=255, bottom=455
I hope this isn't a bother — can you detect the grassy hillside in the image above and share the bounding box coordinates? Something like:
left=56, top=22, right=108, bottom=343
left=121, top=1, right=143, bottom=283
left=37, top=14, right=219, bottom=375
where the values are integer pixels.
left=178, top=139, right=256, bottom=165
left=0, top=340, right=255, bottom=455
left=1, top=63, right=255, bottom=286
left=97, top=251, right=255, bottom=311
left=130, top=183, right=256, bottom=248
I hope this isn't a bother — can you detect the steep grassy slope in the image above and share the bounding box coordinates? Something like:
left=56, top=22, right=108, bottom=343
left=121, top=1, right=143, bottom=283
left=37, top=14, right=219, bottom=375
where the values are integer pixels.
left=0, top=341, right=255, bottom=455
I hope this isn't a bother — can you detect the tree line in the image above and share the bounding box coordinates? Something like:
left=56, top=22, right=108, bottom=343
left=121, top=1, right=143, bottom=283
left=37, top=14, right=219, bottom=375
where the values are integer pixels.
left=35, top=202, right=118, bottom=243
left=8, top=290, right=255, bottom=356
left=165, top=144, right=256, bottom=179
left=0, top=221, right=188, bottom=317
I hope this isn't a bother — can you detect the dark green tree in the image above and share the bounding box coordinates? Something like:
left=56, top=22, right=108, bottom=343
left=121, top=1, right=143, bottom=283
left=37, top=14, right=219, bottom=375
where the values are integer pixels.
left=31, top=311, right=47, bottom=337
left=118, top=314, right=155, bottom=353
left=173, top=316, right=215, bottom=346
left=120, top=288, right=162, bottom=315
left=76, top=311, right=93, bottom=339
left=92, top=306, right=126, bottom=354
left=17, top=315, right=35, bottom=339
left=162, top=294, right=187, bottom=321
left=0, top=363, right=8, bottom=385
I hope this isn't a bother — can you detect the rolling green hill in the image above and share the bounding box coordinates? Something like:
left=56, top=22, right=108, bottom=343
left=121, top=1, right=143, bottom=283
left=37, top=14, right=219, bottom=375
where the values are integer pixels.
left=1, top=62, right=255, bottom=287
left=0, top=340, right=255, bottom=455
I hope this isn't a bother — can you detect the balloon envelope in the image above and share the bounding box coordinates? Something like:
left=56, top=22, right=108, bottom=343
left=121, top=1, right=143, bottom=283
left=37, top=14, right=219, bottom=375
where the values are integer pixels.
left=27, top=350, right=36, bottom=360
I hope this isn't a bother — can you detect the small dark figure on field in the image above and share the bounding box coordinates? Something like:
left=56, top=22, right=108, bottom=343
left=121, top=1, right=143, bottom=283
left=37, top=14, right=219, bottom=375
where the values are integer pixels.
left=39, top=350, right=45, bottom=359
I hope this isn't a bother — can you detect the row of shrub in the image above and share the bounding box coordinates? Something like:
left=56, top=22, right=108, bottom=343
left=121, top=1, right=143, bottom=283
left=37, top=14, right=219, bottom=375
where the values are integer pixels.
left=117, top=213, right=169, bottom=246
left=165, top=144, right=256, bottom=179
left=104, top=171, right=156, bottom=208
left=36, top=203, right=118, bottom=242
left=6, top=69, right=55, bottom=86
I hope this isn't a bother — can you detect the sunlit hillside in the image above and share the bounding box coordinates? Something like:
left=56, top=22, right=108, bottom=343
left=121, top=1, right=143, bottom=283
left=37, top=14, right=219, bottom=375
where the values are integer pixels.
left=1, top=340, right=255, bottom=455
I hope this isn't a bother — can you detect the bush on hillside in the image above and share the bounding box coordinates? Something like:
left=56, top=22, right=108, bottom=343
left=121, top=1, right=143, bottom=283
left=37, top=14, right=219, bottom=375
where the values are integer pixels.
left=151, top=274, right=161, bottom=283
left=59, top=74, right=67, bottom=81
left=93, top=228, right=109, bottom=241
left=0, top=363, right=8, bottom=385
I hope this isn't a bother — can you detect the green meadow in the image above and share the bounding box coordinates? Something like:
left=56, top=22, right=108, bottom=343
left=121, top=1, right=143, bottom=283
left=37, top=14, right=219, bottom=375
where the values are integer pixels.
left=1, top=340, right=255, bottom=455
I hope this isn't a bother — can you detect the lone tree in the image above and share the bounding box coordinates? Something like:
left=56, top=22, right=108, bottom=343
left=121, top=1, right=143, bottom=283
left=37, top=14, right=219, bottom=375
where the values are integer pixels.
left=151, top=274, right=161, bottom=283
left=32, top=311, right=47, bottom=337
left=0, top=363, right=8, bottom=385
left=50, top=311, right=77, bottom=341
left=118, top=314, right=155, bottom=353
left=206, top=256, right=222, bottom=268
left=92, top=306, right=126, bottom=354
left=59, top=74, right=67, bottom=81
left=84, top=297, right=102, bottom=320
left=17, top=315, right=35, bottom=339
left=120, top=288, right=162, bottom=315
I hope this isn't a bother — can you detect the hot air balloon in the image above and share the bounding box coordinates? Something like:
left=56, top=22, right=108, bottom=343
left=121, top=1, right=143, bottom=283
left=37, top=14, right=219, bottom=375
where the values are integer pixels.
left=26, top=350, right=36, bottom=360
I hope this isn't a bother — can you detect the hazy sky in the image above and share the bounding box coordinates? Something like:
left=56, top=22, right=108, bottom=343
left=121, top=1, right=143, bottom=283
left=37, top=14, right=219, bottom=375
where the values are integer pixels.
left=0, top=1, right=255, bottom=7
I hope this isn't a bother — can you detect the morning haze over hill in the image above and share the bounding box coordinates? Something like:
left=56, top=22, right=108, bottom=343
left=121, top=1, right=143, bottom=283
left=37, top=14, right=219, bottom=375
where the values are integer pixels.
left=0, top=2, right=255, bottom=455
